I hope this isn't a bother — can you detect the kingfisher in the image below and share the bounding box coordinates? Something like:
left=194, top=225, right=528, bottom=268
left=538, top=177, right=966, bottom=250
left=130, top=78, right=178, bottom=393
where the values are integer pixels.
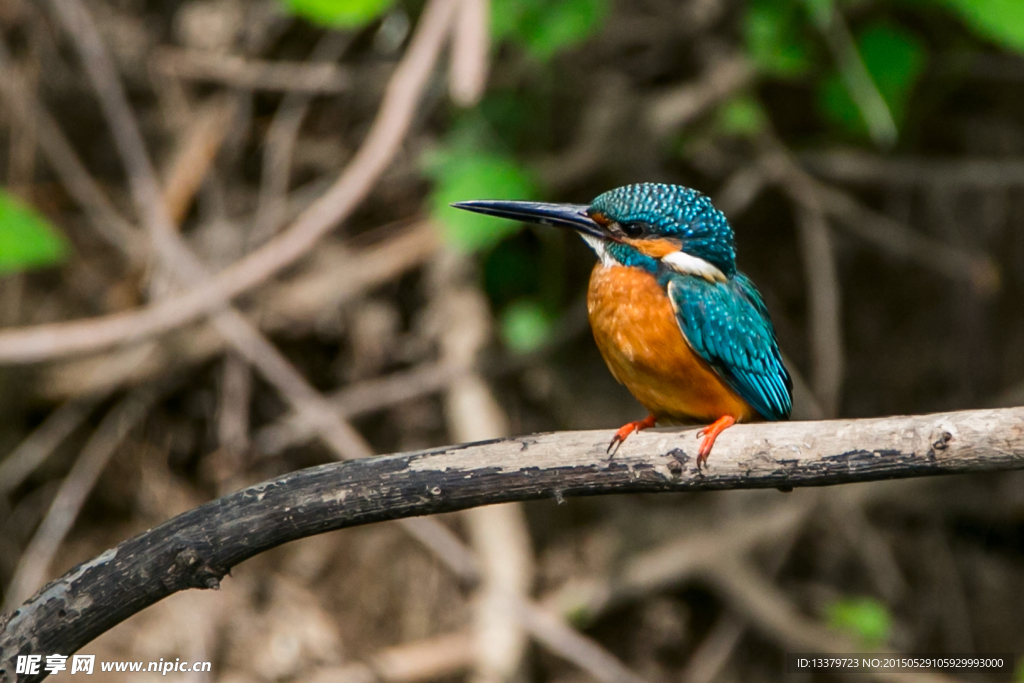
left=452, top=183, right=792, bottom=467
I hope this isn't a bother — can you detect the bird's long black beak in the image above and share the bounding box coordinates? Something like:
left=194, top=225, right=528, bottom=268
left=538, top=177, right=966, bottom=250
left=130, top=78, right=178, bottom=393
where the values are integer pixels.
left=450, top=200, right=605, bottom=240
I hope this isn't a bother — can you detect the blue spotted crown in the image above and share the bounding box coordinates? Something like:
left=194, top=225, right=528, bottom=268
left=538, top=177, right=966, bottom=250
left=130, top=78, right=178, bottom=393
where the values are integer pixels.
left=590, top=183, right=736, bottom=275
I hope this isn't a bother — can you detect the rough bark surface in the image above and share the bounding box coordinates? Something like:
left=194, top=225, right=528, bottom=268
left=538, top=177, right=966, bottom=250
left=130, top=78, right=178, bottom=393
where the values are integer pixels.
left=2, top=407, right=1023, bottom=682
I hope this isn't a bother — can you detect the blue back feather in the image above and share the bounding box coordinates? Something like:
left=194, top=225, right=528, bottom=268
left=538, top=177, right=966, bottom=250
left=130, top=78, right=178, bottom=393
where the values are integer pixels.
left=666, top=272, right=792, bottom=421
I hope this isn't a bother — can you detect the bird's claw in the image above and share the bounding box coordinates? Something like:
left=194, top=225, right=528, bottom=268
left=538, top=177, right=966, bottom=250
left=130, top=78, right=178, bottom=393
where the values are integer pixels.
left=607, top=424, right=637, bottom=457
left=694, top=415, right=737, bottom=470
left=696, top=435, right=714, bottom=470
left=607, top=415, right=657, bottom=458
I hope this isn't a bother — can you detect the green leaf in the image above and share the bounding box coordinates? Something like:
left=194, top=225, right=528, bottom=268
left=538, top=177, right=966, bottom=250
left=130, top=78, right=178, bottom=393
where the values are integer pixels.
left=939, top=0, right=1024, bottom=54
left=0, top=190, right=69, bottom=275
left=1015, top=657, right=1024, bottom=682
left=280, top=0, right=394, bottom=28
left=826, top=597, right=892, bottom=647
left=428, top=151, right=537, bottom=253
left=491, top=0, right=530, bottom=41
left=500, top=299, right=552, bottom=353
left=818, top=22, right=926, bottom=137
left=744, top=0, right=814, bottom=77
left=819, top=74, right=862, bottom=134
left=717, top=95, right=768, bottom=137
left=493, top=0, right=608, bottom=61
left=802, top=0, right=833, bottom=28
left=525, top=0, right=607, bottom=60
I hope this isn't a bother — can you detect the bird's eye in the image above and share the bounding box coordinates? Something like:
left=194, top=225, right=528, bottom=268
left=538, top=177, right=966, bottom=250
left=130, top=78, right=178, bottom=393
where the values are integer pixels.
left=619, top=222, right=648, bottom=239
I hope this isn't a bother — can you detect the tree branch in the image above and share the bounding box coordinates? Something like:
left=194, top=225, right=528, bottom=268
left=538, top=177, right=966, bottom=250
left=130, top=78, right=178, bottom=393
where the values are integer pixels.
left=2, top=407, right=1023, bottom=682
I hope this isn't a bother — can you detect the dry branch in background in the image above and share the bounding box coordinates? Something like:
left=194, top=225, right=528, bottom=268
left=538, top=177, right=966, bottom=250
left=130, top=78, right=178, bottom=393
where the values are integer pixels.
left=448, top=0, right=490, bottom=107
left=0, top=398, right=102, bottom=499
left=151, top=48, right=352, bottom=93
left=253, top=31, right=352, bottom=243
left=788, top=181, right=845, bottom=419
left=46, top=0, right=371, bottom=461
left=647, top=55, right=753, bottom=134
left=36, top=222, right=440, bottom=400
left=754, top=148, right=998, bottom=290
left=0, top=0, right=458, bottom=364
left=801, top=151, right=1024, bottom=188
left=306, top=631, right=476, bottom=683
left=2, top=407, right=1022, bottom=682
left=0, top=42, right=144, bottom=262
left=1, top=387, right=165, bottom=612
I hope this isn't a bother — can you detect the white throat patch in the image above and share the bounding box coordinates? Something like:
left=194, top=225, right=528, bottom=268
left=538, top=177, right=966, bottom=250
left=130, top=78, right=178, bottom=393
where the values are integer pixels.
left=580, top=234, right=617, bottom=268
left=661, top=250, right=727, bottom=282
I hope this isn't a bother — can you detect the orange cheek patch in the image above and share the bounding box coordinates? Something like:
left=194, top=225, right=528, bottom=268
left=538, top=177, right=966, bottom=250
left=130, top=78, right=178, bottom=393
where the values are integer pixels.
left=624, top=237, right=680, bottom=259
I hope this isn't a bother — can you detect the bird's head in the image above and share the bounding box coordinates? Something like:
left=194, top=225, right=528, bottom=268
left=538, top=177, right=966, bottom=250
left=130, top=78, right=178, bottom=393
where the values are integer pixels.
left=451, top=183, right=736, bottom=281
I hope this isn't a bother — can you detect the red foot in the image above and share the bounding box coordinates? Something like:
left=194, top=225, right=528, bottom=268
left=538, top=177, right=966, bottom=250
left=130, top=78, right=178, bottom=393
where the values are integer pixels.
left=696, top=415, right=736, bottom=469
left=607, top=414, right=657, bottom=456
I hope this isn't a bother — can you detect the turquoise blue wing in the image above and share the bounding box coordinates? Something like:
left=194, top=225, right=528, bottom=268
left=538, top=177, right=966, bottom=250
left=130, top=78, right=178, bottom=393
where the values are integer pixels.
left=666, top=273, right=792, bottom=421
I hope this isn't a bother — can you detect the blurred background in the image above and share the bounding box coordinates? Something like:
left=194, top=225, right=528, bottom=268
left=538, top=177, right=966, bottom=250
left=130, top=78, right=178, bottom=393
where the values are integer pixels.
left=1, top=0, right=1024, bottom=680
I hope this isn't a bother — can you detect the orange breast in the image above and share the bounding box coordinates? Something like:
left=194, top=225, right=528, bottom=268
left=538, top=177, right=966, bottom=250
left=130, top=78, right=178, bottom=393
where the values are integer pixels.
left=587, top=263, right=759, bottom=424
